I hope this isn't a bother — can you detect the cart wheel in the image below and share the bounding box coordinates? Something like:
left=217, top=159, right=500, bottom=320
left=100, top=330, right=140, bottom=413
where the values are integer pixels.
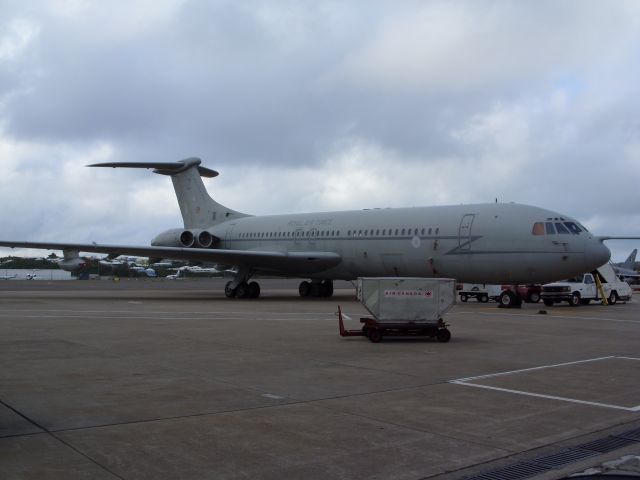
left=436, top=328, right=451, bottom=343
left=460, top=294, right=468, bottom=302
left=368, top=329, right=383, bottom=343
left=479, top=294, right=489, bottom=303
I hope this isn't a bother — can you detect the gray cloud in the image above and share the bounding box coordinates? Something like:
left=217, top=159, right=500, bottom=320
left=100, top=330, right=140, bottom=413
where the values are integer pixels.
left=0, top=0, right=639, bottom=260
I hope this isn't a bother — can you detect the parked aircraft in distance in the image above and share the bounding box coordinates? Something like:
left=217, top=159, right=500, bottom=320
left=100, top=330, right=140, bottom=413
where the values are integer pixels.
left=0, top=157, right=635, bottom=306
left=612, top=248, right=639, bottom=281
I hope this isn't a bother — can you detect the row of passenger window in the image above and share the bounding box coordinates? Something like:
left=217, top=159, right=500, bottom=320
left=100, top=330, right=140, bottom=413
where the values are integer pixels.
left=237, top=226, right=440, bottom=240
left=347, top=227, right=440, bottom=237
left=532, top=221, right=583, bottom=235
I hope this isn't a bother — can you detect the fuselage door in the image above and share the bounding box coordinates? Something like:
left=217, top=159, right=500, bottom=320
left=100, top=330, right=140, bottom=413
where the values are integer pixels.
left=458, top=214, right=475, bottom=250
left=224, top=223, right=236, bottom=248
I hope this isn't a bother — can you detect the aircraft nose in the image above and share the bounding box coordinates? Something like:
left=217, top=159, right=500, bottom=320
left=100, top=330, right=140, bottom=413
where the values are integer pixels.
left=586, top=239, right=611, bottom=269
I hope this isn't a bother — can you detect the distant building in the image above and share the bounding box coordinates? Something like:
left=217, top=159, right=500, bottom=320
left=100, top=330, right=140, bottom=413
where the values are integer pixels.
left=1, top=269, right=73, bottom=280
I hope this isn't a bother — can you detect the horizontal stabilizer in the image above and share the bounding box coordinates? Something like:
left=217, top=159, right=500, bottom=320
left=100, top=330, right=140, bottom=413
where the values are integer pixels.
left=88, top=157, right=218, bottom=178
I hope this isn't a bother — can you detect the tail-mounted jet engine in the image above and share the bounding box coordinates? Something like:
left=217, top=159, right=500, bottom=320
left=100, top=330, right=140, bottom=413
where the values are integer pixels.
left=151, top=228, right=214, bottom=248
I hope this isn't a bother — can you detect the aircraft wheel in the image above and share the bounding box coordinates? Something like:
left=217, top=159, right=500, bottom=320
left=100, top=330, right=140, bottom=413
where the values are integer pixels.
left=299, top=281, right=311, bottom=297
left=608, top=291, right=618, bottom=305
left=368, top=329, right=383, bottom=343
left=479, top=294, right=489, bottom=303
left=248, top=281, right=260, bottom=298
left=436, top=328, right=451, bottom=343
left=310, top=282, right=321, bottom=297
left=460, top=294, right=468, bottom=302
left=236, top=282, right=250, bottom=299
left=224, top=281, right=236, bottom=298
left=321, top=280, right=334, bottom=297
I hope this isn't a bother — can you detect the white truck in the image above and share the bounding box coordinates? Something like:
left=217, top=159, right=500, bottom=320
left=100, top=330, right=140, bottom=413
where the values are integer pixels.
left=540, top=263, right=632, bottom=307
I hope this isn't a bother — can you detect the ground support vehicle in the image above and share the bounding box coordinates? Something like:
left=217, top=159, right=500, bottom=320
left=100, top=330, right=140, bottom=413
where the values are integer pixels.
left=541, top=263, right=632, bottom=307
left=458, top=284, right=503, bottom=303
left=338, top=277, right=455, bottom=343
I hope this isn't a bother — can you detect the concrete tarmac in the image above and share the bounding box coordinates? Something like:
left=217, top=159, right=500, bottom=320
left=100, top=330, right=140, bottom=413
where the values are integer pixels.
left=0, top=278, right=639, bottom=479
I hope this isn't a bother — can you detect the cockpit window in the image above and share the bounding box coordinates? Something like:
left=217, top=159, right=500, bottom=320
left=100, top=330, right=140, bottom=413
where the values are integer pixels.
left=532, top=222, right=545, bottom=235
left=545, top=222, right=556, bottom=234
left=535, top=220, right=584, bottom=235
left=564, top=222, right=582, bottom=234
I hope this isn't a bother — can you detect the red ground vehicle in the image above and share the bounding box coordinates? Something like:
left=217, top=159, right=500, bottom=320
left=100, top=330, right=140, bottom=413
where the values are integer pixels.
left=501, top=285, right=541, bottom=303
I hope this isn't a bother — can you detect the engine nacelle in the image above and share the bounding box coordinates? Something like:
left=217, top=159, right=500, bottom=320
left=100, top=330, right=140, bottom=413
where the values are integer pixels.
left=58, top=251, right=86, bottom=272
left=195, top=230, right=213, bottom=248
left=58, top=257, right=86, bottom=272
left=151, top=228, right=214, bottom=248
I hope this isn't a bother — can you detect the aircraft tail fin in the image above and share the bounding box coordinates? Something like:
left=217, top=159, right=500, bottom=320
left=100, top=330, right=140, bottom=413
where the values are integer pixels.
left=89, top=158, right=250, bottom=229
left=622, top=248, right=638, bottom=269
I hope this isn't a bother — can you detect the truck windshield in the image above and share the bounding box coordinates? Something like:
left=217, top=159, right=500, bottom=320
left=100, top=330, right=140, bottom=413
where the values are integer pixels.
left=564, top=275, right=584, bottom=283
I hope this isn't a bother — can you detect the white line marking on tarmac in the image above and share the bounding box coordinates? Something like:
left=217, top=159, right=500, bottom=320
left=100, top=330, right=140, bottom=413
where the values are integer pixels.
left=450, top=356, right=640, bottom=412
left=449, top=381, right=640, bottom=412
left=453, top=356, right=617, bottom=382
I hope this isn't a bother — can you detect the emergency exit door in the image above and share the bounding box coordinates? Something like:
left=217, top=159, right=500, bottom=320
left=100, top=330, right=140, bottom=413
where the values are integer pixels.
left=458, top=214, right=475, bottom=250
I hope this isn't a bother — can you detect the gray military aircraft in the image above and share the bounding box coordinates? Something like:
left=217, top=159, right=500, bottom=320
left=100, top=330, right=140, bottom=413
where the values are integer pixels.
left=0, top=157, right=624, bottom=306
left=612, top=248, right=639, bottom=281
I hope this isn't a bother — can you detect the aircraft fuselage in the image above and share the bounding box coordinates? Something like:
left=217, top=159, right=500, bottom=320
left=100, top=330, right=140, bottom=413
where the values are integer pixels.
left=211, top=202, right=610, bottom=284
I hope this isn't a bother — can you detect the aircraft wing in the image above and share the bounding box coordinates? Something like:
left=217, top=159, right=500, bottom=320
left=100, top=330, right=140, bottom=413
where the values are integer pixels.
left=0, top=241, right=342, bottom=274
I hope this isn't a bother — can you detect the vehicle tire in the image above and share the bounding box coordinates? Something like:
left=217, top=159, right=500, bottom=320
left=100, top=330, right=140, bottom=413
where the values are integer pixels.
left=580, top=298, right=591, bottom=305
left=436, top=328, right=451, bottom=343
left=248, top=281, right=260, bottom=298
left=568, top=292, right=581, bottom=307
left=299, top=281, right=311, bottom=297
left=528, top=292, right=540, bottom=303
left=499, top=291, right=515, bottom=308
left=543, top=299, right=554, bottom=307
left=479, top=294, right=489, bottom=303
left=368, top=329, right=383, bottom=343
left=460, top=294, right=468, bottom=302
left=608, top=291, right=618, bottom=305
left=236, top=282, right=250, bottom=299
left=224, top=281, right=236, bottom=298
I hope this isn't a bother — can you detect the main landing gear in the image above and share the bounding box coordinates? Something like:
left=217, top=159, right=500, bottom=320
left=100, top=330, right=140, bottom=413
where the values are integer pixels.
left=225, top=280, right=260, bottom=299
left=298, top=280, right=334, bottom=298
left=224, top=267, right=261, bottom=299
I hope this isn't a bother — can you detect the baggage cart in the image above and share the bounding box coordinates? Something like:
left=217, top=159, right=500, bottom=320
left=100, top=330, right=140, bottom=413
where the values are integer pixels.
left=338, top=277, right=456, bottom=343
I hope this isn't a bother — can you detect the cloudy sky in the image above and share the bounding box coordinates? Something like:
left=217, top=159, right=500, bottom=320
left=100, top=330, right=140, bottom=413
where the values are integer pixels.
left=1, top=0, right=639, bottom=261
